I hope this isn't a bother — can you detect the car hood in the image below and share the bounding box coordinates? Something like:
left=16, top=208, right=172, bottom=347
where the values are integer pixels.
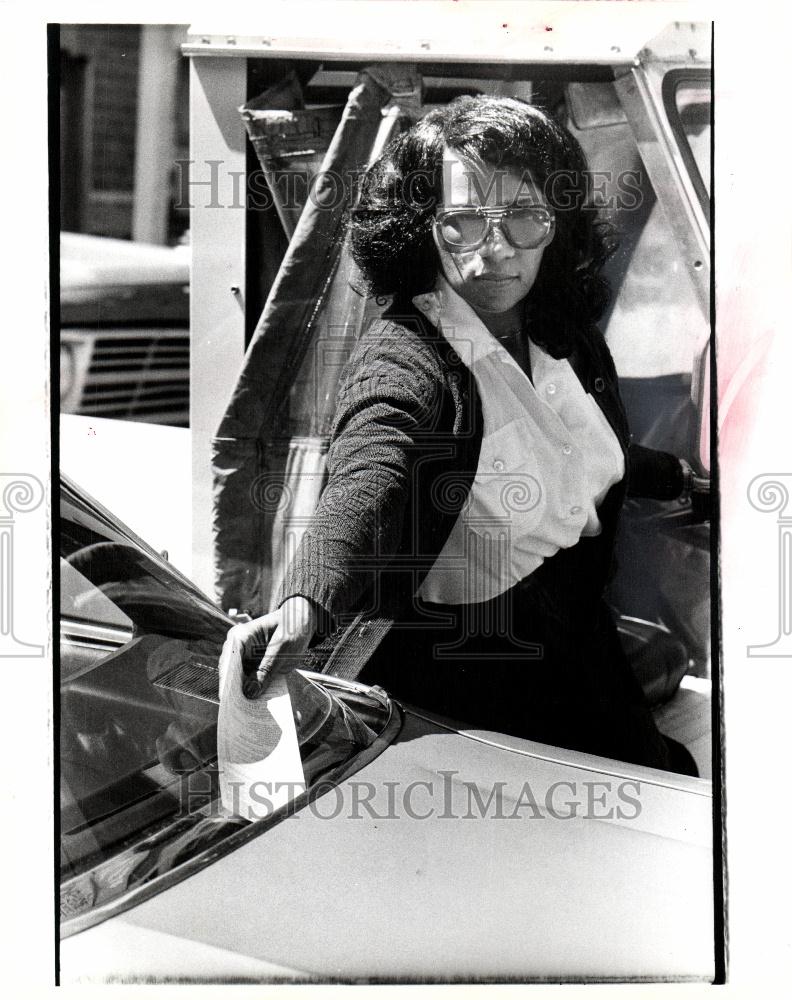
left=60, top=233, right=189, bottom=324
left=61, top=233, right=189, bottom=293
left=60, top=707, right=714, bottom=983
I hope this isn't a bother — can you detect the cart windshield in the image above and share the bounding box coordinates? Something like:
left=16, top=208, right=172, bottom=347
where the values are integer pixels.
left=60, top=479, right=392, bottom=929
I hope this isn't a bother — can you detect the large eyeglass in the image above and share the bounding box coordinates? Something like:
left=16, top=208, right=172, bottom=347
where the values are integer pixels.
left=434, top=205, right=555, bottom=252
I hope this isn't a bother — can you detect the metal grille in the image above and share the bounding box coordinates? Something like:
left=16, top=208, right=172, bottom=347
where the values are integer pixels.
left=78, top=329, right=189, bottom=425
left=152, top=657, right=220, bottom=704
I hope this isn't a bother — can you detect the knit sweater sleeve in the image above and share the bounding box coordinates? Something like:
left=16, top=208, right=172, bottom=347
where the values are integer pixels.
left=276, top=323, right=444, bottom=619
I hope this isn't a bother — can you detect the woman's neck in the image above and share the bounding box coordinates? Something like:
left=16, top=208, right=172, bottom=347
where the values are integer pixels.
left=474, top=304, right=523, bottom=342
left=474, top=305, right=531, bottom=376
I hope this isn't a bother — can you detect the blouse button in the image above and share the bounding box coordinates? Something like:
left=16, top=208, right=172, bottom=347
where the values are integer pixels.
left=570, top=505, right=582, bottom=515
left=594, top=377, right=606, bottom=392
left=562, top=444, right=573, bottom=456
left=546, top=382, right=557, bottom=396
left=493, top=459, right=505, bottom=472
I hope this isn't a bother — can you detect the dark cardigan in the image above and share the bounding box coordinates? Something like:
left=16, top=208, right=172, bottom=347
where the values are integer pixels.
left=277, top=299, right=684, bottom=683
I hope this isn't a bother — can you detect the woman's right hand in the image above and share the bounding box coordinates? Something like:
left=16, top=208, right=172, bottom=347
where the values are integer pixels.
left=219, top=596, right=318, bottom=699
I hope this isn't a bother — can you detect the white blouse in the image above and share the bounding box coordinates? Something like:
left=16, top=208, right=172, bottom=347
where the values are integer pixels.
left=413, top=285, right=625, bottom=606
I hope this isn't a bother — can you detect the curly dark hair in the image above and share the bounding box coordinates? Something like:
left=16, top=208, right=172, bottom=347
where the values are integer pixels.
left=348, top=95, right=616, bottom=357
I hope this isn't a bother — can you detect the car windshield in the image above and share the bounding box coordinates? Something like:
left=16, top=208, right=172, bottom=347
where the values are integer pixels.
left=60, top=479, right=392, bottom=928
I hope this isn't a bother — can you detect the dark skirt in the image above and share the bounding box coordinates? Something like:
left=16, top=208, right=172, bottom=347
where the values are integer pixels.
left=358, top=576, right=696, bottom=776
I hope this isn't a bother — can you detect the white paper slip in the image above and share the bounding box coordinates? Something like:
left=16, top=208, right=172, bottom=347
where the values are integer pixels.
left=217, top=642, right=306, bottom=822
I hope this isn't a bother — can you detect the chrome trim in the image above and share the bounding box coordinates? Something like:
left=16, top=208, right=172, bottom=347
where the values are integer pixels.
left=403, top=707, right=711, bottom=798
left=60, top=618, right=133, bottom=648
left=307, top=670, right=391, bottom=709
left=618, top=614, right=671, bottom=632
left=60, top=690, right=401, bottom=938
left=59, top=332, right=95, bottom=412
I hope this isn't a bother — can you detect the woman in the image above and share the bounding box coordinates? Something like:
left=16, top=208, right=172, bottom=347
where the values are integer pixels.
left=225, top=96, right=699, bottom=775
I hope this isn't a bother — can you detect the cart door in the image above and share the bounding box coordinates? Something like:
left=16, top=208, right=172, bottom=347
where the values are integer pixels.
left=565, top=23, right=711, bottom=695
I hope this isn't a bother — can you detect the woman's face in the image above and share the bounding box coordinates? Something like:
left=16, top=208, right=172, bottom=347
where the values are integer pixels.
left=434, top=148, right=550, bottom=324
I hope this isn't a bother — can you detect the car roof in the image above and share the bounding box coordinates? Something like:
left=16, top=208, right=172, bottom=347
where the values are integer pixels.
left=186, top=1, right=692, bottom=64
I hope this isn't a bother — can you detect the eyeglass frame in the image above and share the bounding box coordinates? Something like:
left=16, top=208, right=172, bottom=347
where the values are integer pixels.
left=432, top=204, right=556, bottom=253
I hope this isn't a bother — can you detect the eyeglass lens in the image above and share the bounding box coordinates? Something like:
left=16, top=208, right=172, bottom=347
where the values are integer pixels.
left=438, top=208, right=552, bottom=249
